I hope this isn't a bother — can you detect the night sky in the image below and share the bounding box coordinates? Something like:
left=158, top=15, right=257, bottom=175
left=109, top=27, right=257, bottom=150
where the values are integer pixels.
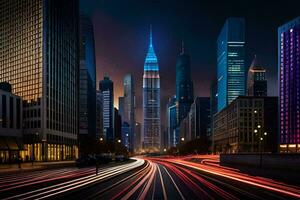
left=81, top=0, right=299, bottom=123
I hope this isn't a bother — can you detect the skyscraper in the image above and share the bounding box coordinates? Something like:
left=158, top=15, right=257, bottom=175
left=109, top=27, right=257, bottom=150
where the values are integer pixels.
left=142, top=26, right=161, bottom=152
left=217, top=18, right=246, bottom=112
left=0, top=0, right=79, bottom=161
left=79, top=14, right=96, bottom=140
left=209, top=78, right=218, bottom=143
left=278, top=17, right=300, bottom=153
left=96, top=91, right=103, bottom=140
left=99, top=77, right=114, bottom=142
left=189, top=97, right=211, bottom=140
left=123, top=74, right=135, bottom=151
left=118, top=96, right=124, bottom=120
left=114, top=108, right=122, bottom=141
left=134, top=122, right=141, bottom=152
left=121, top=122, right=130, bottom=149
left=247, top=55, right=267, bottom=96
left=176, top=42, right=194, bottom=125
left=167, top=95, right=178, bottom=147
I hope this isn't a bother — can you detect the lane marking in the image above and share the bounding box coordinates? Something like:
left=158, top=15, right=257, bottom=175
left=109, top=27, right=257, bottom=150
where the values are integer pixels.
left=162, top=166, right=185, bottom=200
left=157, top=164, right=167, bottom=200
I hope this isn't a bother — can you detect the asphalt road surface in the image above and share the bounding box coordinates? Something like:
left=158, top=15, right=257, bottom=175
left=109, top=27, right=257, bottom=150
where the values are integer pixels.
left=1, top=156, right=300, bottom=200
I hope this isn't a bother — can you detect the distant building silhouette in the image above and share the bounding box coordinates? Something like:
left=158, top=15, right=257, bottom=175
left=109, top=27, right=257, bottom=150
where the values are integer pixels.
left=247, top=55, right=267, bottom=96
left=79, top=14, right=97, bottom=140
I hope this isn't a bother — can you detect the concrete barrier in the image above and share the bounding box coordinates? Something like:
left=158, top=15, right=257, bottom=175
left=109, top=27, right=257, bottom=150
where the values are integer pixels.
left=220, top=154, right=300, bottom=171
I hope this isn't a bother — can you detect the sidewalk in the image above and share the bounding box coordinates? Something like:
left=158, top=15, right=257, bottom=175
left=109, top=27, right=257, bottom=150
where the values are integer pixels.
left=0, top=161, right=75, bottom=174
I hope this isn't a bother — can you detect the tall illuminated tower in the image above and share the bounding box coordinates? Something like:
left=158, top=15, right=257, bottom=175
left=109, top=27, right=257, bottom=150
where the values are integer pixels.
left=217, top=18, right=245, bottom=111
left=142, top=26, right=161, bottom=152
left=278, top=17, right=300, bottom=153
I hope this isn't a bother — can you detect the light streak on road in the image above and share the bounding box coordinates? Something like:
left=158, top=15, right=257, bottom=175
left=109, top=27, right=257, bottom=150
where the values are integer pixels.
left=161, top=156, right=300, bottom=199
left=2, top=159, right=144, bottom=200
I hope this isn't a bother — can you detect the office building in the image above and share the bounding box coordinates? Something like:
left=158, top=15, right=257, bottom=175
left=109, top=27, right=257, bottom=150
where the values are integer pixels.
left=114, top=108, right=122, bottom=141
left=180, top=117, right=190, bottom=142
left=0, top=83, right=23, bottom=163
left=134, top=122, right=141, bottom=152
left=167, top=95, right=178, bottom=147
left=278, top=17, right=300, bottom=153
left=123, top=74, right=135, bottom=151
left=217, top=18, right=246, bottom=111
left=209, top=79, right=218, bottom=145
left=99, top=77, right=114, bottom=142
left=79, top=14, right=96, bottom=140
left=176, top=42, right=194, bottom=124
left=247, top=55, right=267, bottom=96
left=142, top=26, right=161, bottom=152
left=213, top=96, right=278, bottom=154
left=0, top=0, right=79, bottom=161
left=121, top=122, right=130, bottom=149
left=96, top=91, right=103, bottom=140
left=189, top=97, right=211, bottom=140
left=118, top=97, right=124, bottom=120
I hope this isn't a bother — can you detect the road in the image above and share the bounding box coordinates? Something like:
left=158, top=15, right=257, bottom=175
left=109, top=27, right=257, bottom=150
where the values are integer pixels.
left=1, top=156, right=300, bottom=200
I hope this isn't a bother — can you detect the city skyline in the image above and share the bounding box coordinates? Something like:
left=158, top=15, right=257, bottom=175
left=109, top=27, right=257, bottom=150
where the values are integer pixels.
left=81, top=0, right=299, bottom=123
left=1, top=1, right=300, bottom=199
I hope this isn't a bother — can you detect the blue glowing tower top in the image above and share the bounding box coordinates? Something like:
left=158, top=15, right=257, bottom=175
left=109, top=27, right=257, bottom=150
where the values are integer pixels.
left=144, top=25, right=159, bottom=71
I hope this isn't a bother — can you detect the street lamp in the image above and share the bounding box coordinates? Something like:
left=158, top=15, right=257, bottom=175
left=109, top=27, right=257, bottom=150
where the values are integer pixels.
left=99, top=137, right=103, bottom=141
left=264, top=132, right=267, bottom=136
left=181, top=137, right=185, bottom=142
left=163, top=148, right=167, bottom=152
left=257, top=125, right=261, bottom=129
left=254, top=129, right=258, bottom=133
left=117, top=139, right=121, bottom=143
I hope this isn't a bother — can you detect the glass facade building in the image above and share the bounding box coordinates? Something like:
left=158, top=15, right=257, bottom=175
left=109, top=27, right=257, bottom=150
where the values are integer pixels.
left=217, top=18, right=246, bottom=112
left=176, top=43, right=194, bottom=125
left=167, top=95, right=178, bottom=147
left=278, top=17, right=300, bottom=153
left=142, top=26, right=161, bottom=152
left=99, top=77, right=114, bottom=142
left=123, top=74, right=135, bottom=152
left=79, top=14, right=96, bottom=140
left=0, top=0, right=79, bottom=161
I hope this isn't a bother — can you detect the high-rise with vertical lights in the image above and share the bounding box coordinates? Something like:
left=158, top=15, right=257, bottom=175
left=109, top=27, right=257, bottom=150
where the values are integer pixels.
left=278, top=17, right=300, bottom=153
left=247, top=55, right=267, bottom=96
left=142, top=26, right=161, bottom=152
left=99, top=77, right=114, bottom=142
left=217, top=18, right=245, bottom=112
left=176, top=42, right=194, bottom=125
left=167, top=95, right=178, bottom=148
left=79, top=14, right=96, bottom=140
left=123, top=74, right=135, bottom=152
left=0, top=0, right=79, bottom=161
